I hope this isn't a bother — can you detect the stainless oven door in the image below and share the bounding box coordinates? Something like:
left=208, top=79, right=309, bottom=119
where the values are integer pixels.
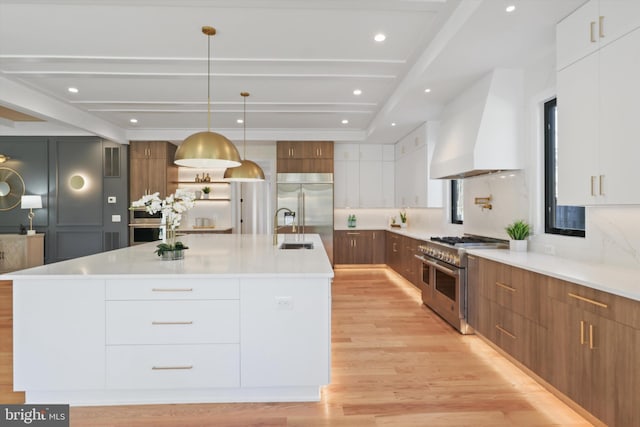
left=423, top=257, right=463, bottom=329
left=129, top=225, right=164, bottom=246
left=414, top=254, right=434, bottom=306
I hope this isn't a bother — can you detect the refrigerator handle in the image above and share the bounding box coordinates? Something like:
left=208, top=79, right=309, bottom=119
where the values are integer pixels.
left=297, top=192, right=301, bottom=235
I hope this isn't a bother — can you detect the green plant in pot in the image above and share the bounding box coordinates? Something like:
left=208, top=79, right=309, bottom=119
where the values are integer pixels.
left=399, top=210, right=407, bottom=228
left=202, top=186, right=211, bottom=199
left=505, top=219, right=531, bottom=251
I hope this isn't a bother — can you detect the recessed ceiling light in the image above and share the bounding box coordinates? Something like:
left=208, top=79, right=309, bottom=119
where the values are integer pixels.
left=353, top=89, right=362, bottom=96
left=505, top=5, right=516, bottom=12
left=237, top=119, right=244, bottom=124
left=374, top=33, right=386, bottom=42
left=129, top=118, right=138, bottom=124
left=391, top=122, right=396, bottom=127
left=341, top=119, right=349, bottom=124
left=67, top=87, right=79, bottom=93
left=424, top=88, right=431, bottom=93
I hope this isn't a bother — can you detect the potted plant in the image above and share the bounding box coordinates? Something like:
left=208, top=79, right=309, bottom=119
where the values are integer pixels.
left=399, top=210, right=407, bottom=228
left=202, top=186, right=211, bottom=199
left=505, top=219, right=531, bottom=252
left=130, top=189, right=195, bottom=260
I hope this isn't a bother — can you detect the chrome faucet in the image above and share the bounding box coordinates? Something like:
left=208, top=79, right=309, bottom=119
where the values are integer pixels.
left=273, top=207, right=295, bottom=245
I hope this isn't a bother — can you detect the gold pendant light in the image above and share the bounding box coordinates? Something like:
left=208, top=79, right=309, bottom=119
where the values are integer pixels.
left=175, top=26, right=241, bottom=169
left=224, top=92, right=265, bottom=181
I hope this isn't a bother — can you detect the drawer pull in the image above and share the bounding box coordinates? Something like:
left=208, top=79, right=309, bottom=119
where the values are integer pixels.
left=151, top=321, right=193, bottom=325
left=568, top=292, right=608, bottom=308
left=580, top=320, right=585, bottom=345
left=347, top=232, right=360, bottom=235
left=495, top=324, right=516, bottom=340
left=152, top=288, right=194, bottom=293
left=495, top=281, right=516, bottom=292
left=589, top=324, right=595, bottom=350
left=152, top=365, right=193, bottom=370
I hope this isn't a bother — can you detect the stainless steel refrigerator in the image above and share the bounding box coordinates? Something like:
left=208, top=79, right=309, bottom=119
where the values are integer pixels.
left=276, top=173, right=333, bottom=263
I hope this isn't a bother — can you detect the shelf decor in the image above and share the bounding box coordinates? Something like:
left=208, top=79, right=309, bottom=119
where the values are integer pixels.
left=130, top=189, right=196, bottom=260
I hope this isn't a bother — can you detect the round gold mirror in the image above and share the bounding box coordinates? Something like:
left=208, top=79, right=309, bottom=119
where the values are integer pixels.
left=0, top=167, right=25, bottom=211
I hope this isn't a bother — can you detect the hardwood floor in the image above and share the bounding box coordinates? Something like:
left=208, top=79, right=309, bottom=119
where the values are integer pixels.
left=71, top=268, right=592, bottom=426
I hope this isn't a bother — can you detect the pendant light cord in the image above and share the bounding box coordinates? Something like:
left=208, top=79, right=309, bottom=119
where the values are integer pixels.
left=207, top=33, right=211, bottom=132
left=243, top=95, right=247, bottom=160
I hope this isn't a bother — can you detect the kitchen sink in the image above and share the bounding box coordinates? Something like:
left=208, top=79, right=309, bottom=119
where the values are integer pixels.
left=279, top=242, right=314, bottom=250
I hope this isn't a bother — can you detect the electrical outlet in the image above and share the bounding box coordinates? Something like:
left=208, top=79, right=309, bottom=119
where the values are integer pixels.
left=543, top=244, right=555, bottom=255
left=275, top=296, right=293, bottom=310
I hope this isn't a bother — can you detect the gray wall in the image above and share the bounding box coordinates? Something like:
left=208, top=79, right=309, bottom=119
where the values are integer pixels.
left=0, top=136, right=129, bottom=263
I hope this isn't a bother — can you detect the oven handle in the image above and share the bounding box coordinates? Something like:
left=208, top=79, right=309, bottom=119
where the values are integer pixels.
left=415, top=255, right=459, bottom=276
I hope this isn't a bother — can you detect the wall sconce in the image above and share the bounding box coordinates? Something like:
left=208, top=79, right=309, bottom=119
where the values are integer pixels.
left=0, top=154, right=10, bottom=163
left=21, top=195, right=42, bottom=235
left=69, top=174, right=86, bottom=191
left=475, top=195, right=492, bottom=211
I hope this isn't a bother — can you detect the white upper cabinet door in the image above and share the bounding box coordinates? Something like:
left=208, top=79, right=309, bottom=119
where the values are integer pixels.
left=557, top=0, right=599, bottom=70
left=359, top=159, right=383, bottom=207
left=557, top=53, right=600, bottom=206
left=382, top=144, right=395, bottom=162
left=334, top=143, right=359, bottom=161
left=598, top=27, right=640, bottom=204
left=334, top=159, right=360, bottom=208
left=359, top=144, right=382, bottom=162
left=598, top=1, right=640, bottom=50
left=381, top=161, right=395, bottom=208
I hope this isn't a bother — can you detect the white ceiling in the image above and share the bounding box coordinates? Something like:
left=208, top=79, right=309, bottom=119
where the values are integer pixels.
left=0, top=0, right=584, bottom=145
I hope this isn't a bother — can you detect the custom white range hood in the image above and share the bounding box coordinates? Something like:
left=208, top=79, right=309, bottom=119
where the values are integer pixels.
left=430, top=68, right=524, bottom=179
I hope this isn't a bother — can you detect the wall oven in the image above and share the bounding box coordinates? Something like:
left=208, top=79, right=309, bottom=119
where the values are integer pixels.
left=129, top=208, right=164, bottom=246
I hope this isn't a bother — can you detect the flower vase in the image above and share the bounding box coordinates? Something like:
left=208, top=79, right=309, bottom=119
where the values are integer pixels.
left=509, top=239, right=528, bottom=252
left=400, top=222, right=407, bottom=228
left=161, top=249, right=184, bottom=261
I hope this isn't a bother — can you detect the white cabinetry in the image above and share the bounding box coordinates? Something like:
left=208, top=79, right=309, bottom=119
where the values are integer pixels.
left=395, top=122, right=442, bottom=208
left=13, top=279, right=105, bottom=391
left=557, top=0, right=640, bottom=71
left=334, top=143, right=394, bottom=208
left=557, top=4, right=640, bottom=205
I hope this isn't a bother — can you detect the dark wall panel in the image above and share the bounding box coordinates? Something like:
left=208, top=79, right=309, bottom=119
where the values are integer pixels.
left=56, top=230, right=103, bottom=260
left=55, top=139, right=103, bottom=226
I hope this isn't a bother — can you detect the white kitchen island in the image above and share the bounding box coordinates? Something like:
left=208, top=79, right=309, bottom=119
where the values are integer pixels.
left=3, top=233, right=334, bottom=406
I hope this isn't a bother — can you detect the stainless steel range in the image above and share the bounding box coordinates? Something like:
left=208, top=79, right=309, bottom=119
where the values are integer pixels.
left=415, top=234, right=508, bottom=334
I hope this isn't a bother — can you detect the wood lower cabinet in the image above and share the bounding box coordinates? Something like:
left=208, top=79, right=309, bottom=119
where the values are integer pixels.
left=382, top=232, right=422, bottom=289
left=129, top=141, right=178, bottom=201
left=474, top=256, right=640, bottom=427
left=277, top=141, right=333, bottom=173
left=0, top=234, right=44, bottom=273
left=334, top=230, right=384, bottom=265
left=385, top=232, right=401, bottom=272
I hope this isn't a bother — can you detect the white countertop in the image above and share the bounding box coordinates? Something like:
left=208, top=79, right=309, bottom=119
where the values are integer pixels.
left=467, top=248, right=640, bottom=302
left=2, top=234, right=334, bottom=280
left=334, top=226, right=435, bottom=242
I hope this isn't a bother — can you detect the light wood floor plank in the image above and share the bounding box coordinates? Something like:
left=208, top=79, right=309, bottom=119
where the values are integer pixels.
left=70, top=267, right=591, bottom=426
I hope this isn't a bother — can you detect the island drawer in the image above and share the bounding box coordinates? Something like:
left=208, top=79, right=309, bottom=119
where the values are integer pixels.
left=106, top=344, right=240, bottom=389
left=106, top=278, right=239, bottom=301
left=106, top=300, right=239, bottom=345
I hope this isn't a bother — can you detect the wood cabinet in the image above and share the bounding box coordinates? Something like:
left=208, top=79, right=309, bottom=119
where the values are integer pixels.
left=557, top=5, right=640, bottom=205
left=129, top=141, right=178, bottom=201
left=473, top=255, right=640, bottom=427
left=0, top=281, right=24, bottom=403
left=546, top=278, right=640, bottom=427
left=385, top=231, right=402, bottom=273
left=0, top=234, right=44, bottom=273
left=394, top=122, right=442, bottom=208
left=383, top=232, right=422, bottom=288
left=334, top=144, right=394, bottom=208
left=334, top=230, right=385, bottom=265
left=277, top=141, right=333, bottom=173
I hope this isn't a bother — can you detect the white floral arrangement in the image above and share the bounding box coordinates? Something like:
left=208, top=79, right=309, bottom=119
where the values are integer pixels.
left=130, top=189, right=196, bottom=256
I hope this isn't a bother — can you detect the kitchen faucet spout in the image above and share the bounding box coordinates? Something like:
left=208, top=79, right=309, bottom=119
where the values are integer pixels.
left=273, top=207, right=294, bottom=246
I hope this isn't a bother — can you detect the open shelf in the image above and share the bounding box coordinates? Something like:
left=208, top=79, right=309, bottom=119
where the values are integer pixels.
left=195, top=198, right=231, bottom=202
left=174, top=181, right=230, bottom=185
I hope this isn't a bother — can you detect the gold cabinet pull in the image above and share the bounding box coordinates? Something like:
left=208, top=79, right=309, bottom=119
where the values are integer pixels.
left=152, top=365, right=193, bottom=370
left=151, top=321, right=193, bottom=325
left=589, top=324, right=595, bottom=350
left=568, top=292, right=608, bottom=308
left=599, top=16, right=605, bottom=38
left=495, top=324, right=516, bottom=340
left=590, top=21, right=596, bottom=43
left=152, top=288, right=194, bottom=293
left=580, top=320, right=585, bottom=345
left=590, top=176, right=596, bottom=196
left=599, top=175, right=604, bottom=196
left=347, top=232, right=360, bottom=235
left=495, top=281, right=516, bottom=292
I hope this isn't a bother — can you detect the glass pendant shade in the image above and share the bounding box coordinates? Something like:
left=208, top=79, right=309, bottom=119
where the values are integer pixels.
left=175, top=131, right=241, bottom=168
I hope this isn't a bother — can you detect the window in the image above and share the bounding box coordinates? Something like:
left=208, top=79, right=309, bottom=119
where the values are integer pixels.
left=451, top=180, right=463, bottom=224
left=544, top=98, right=585, bottom=237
